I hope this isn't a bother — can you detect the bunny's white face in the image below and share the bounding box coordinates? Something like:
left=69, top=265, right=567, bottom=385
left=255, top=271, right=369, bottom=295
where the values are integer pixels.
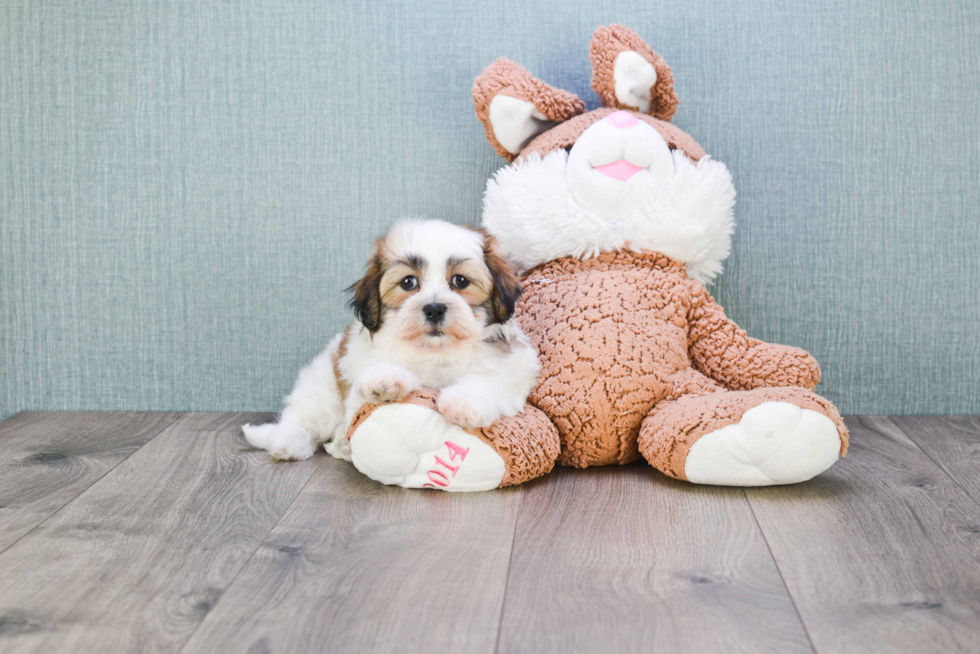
left=566, top=110, right=675, bottom=220
left=482, top=127, right=735, bottom=284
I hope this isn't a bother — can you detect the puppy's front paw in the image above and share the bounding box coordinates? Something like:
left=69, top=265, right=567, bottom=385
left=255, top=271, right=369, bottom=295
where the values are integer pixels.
left=356, top=365, right=420, bottom=404
left=438, top=387, right=500, bottom=430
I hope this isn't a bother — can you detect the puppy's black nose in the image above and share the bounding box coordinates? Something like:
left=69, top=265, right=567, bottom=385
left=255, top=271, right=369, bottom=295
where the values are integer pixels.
left=423, top=302, right=447, bottom=324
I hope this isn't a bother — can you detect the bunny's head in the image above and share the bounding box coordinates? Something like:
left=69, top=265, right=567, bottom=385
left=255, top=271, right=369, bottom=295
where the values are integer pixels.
left=474, top=25, right=736, bottom=283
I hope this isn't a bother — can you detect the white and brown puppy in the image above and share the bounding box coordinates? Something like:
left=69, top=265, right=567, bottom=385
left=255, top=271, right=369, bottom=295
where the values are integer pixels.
left=243, top=219, right=539, bottom=462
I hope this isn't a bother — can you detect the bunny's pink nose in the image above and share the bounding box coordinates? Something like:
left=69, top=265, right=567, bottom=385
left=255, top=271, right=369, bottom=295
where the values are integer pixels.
left=606, top=110, right=639, bottom=129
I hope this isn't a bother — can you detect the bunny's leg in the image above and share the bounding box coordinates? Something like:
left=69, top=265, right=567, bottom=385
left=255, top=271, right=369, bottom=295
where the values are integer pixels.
left=639, top=387, right=848, bottom=486
left=347, top=390, right=560, bottom=491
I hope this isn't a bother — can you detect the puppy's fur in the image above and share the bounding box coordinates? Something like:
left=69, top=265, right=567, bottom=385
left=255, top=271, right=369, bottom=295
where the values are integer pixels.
left=243, top=219, right=540, bottom=461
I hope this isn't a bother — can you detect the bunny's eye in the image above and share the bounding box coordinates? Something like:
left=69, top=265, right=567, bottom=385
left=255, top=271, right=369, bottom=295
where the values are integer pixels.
left=400, top=276, right=418, bottom=291
left=451, top=275, right=470, bottom=290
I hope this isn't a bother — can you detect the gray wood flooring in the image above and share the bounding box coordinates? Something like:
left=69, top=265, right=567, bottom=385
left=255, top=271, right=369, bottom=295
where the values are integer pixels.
left=0, top=412, right=977, bottom=654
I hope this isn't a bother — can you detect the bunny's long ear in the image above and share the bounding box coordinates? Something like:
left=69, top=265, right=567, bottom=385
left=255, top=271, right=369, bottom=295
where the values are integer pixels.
left=590, top=25, right=679, bottom=121
left=473, top=58, right=585, bottom=161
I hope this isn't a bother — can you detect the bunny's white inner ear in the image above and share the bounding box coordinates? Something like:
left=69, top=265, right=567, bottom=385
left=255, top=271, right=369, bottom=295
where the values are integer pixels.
left=488, top=95, right=556, bottom=155
left=613, top=51, right=658, bottom=113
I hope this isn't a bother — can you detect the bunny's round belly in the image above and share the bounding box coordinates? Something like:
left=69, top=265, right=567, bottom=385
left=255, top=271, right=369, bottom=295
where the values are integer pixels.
left=517, top=259, right=693, bottom=468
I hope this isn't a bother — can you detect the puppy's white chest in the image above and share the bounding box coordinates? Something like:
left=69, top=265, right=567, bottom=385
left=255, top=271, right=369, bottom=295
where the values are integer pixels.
left=407, top=356, right=472, bottom=389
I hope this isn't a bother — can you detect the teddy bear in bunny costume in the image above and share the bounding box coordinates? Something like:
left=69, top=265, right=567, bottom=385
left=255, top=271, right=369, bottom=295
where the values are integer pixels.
left=346, top=25, right=848, bottom=490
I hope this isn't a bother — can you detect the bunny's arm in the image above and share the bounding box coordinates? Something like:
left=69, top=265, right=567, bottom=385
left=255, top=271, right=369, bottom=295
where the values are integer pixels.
left=686, top=283, right=821, bottom=391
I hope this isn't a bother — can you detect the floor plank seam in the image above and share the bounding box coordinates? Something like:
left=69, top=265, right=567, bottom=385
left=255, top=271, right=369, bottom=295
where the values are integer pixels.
left=0, top=412, right=185, bottom=558
left=174, top=451, right=328, bottom=654
left=743, top=488, right=819, bottom=654
left=886, top=417, right=980, bottom=511
left=493, top=483, right=524, bottom=654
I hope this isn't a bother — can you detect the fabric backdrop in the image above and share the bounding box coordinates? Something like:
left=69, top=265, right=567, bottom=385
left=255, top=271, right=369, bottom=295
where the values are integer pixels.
left=2, top=0, right=978, bottom=420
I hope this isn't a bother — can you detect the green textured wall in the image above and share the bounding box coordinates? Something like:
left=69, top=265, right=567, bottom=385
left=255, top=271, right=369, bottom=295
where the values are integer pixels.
left=2, top=0, right=978, bottom=419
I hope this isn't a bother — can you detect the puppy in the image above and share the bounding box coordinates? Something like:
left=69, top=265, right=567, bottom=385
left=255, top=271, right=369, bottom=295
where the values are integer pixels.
left=243, top=219, right=540, bottom=461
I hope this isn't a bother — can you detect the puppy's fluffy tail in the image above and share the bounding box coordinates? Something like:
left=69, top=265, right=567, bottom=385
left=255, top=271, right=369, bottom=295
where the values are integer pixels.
left=242, top=422, right=277, bottom=449
left=242, top=421, right=316, bottom=461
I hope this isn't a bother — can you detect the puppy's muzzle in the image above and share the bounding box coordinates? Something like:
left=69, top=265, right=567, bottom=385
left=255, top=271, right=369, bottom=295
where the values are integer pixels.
left=423, top=302, right=447, bottom=326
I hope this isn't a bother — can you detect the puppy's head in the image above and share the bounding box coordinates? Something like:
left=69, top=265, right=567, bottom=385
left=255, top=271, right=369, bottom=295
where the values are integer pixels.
left=348, top=220, right=521, bottom=350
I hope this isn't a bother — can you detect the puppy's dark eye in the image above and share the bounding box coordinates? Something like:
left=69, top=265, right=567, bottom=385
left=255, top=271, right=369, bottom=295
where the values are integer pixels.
left=400, top=276, right=418, bottom=291
left=451, top=274, right=470, bottom=290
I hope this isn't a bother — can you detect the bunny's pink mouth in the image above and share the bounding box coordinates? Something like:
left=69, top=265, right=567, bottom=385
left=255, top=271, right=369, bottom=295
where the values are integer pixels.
left=592, top=160, right=644, bottom=181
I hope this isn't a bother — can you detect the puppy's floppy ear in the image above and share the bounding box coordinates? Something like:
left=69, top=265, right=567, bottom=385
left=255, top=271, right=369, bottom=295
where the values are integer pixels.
left=473, top=58, right=585, bottom=161
left=346, top=239, right=386, bottom=332
left=481, top=232, right=522, bottom=324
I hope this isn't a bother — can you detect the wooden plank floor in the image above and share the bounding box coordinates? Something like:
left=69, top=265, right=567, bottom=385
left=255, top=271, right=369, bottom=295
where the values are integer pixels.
left=0, top=412, right=977, bottom=653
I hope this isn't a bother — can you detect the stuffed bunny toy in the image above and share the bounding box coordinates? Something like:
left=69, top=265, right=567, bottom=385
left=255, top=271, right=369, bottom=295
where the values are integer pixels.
left=346, top=25, right=848, bottom=490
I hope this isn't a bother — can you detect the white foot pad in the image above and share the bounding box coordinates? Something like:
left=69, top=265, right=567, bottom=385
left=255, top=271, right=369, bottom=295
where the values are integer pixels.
left=684, top=402, right=841, bottom=486
left=349, top=404, right=506, bottom=492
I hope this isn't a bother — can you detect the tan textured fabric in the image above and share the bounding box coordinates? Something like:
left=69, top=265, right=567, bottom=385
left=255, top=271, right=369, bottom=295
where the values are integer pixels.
left=516, top=250, right=849, bottom=469
left=472, top=58, right=586, bottom=161
left=638, top=386, right=849, bottom=481
left=688, top=288, right=822, bottom=390
left=589, top=24, right=679, bottom=121
left=347, top=390, right=561, bottom=488
left=517, top=107, right=706, bottom=163
left=330, top=327, right=352, bottom=403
